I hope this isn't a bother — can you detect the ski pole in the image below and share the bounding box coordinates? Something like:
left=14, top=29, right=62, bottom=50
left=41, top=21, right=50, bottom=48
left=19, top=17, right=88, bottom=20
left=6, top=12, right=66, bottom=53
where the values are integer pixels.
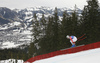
left=78, top=34, right=86, bottom=40
left=78, top=37, right=86, bottom=42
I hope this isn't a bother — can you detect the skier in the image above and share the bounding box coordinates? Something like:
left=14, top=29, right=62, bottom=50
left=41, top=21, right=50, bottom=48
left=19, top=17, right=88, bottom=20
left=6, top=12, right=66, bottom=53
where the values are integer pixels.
left=66, top=35, right=77, bottom=47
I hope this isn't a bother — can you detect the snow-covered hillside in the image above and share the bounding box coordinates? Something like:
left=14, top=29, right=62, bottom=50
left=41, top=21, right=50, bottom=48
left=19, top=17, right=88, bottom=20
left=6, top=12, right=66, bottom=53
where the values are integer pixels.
left=33, top=48, right=100, bottom=63
left=0, top=21, right=32, bottom=49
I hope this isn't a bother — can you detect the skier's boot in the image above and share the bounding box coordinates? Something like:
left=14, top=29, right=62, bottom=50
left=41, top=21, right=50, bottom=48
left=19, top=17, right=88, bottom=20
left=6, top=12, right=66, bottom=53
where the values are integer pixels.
left=71, top=44, right=76, bottom=47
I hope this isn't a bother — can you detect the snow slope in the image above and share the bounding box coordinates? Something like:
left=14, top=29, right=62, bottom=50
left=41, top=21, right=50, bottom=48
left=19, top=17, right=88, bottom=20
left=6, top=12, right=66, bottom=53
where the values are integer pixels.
left=33, top=48, right=100, bottom=63
left=0, top=59, right=24, bottom=63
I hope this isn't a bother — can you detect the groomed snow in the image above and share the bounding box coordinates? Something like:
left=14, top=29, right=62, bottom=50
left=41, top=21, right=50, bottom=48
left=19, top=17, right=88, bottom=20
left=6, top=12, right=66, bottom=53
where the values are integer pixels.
left=33, top=48, right=100, bottom=63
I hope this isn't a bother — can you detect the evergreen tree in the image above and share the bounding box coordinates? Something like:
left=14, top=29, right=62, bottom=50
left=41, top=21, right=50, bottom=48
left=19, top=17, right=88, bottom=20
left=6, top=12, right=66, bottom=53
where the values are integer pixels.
left=59, top=10, right=71, bottom=48
left=71, top=5, right=79, bottom=35
left=40, top=14, right=46, bottom=36
left=31, top=13, right=40, bottom=41
left=28, top=42, right=37, bottom=58
left=45, top=16, right=54, bottom=38
left=28, top=13, right=40, bottom=57
left=52, top=7, right=60, bottom=51
left=39, top=7, right=60, bottom=54
left=81, top=0, right=100, bottom=43
left=38, top=16, right=54, bottom=54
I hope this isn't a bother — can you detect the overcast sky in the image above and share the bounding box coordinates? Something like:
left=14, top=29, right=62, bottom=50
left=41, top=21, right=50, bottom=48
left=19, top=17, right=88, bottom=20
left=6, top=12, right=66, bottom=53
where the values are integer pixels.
left=0, top=0, right=92, bottom=9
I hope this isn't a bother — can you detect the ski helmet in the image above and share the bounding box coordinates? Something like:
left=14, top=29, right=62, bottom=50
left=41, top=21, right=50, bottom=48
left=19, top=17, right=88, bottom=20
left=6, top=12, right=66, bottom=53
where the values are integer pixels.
left=66, top=35, right=70, bottom=38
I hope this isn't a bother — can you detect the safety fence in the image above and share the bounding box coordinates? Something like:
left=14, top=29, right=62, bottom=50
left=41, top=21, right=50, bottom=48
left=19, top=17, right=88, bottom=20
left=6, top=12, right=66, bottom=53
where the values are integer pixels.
left=24, top=41, right=100, bottom=63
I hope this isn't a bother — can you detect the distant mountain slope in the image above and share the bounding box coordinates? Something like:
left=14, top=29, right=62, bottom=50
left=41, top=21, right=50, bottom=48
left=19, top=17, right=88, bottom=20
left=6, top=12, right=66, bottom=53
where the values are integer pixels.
left=0, top=7, right=21, bottom=25
left=0, top=16, right=11, bottom=25
left=0, top=7, right=18, bottom=19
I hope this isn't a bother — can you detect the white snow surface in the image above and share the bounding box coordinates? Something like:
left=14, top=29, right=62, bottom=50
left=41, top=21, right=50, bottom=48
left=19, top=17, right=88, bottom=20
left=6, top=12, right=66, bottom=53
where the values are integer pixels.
left=21, top=30, right=32, bottom=34
left=33, top=48, right=100, bottom=63
left=0, top=59, right=24, bottom=63
left=13, top=22, right=21, bottom=26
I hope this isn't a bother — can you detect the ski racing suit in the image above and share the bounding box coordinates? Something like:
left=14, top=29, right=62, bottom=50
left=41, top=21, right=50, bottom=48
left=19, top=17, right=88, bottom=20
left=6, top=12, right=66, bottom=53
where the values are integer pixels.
left=69, top=36, right=77, bottom=47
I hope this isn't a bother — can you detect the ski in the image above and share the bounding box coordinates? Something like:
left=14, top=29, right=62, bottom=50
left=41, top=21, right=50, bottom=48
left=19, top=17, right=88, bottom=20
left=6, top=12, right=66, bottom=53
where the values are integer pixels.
left=61, top=44, right=85, bottom=51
